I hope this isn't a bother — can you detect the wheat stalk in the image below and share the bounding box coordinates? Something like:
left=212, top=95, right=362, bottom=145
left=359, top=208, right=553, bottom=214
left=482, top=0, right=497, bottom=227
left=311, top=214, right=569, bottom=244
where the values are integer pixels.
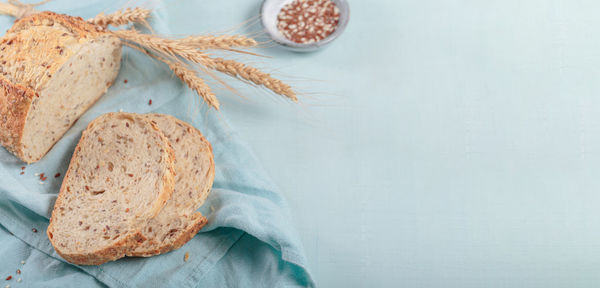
left=124, top=42, right=220, bottom=110
left=182, top=35, right=257, bottom=50
left=115, top=30, right=297, bottom=102
left=208, top=58, right=297, bottom=102
left=114, top=30, right=241, bottom=94
left=0, top=0, right=48, bottom=18
left=113, top=30, right=213, bottom=66
left=88, top=7, right=151, bottom=28
left=0, top=2, right=20, bottom=17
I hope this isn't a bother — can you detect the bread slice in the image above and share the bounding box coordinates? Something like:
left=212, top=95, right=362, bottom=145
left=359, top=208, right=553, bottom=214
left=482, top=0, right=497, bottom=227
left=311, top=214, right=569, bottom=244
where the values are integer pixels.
left=127, top=114, right=214, bottom=257
left=47, top=113, right=176, bottom=265
left=0, top=12, right=121, bottom=163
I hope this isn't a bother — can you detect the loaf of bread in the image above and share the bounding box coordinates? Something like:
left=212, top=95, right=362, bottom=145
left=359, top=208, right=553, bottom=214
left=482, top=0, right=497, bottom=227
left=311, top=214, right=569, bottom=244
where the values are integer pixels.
left=127, top=114, right=214, bottom=257
left=0, top=12, right=121, bottom=163
left=47, top=113, right=176, bottom=265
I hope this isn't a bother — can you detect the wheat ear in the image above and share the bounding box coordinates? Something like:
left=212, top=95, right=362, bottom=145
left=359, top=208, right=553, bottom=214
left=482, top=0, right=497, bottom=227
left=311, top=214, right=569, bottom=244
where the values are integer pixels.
left=182, top=35, right=257, bottom=50
left=168, top=61, right=220, bottom=110
left=113, top=30, right=213, bottom=66
left=88, top=7, right=151, bottom=28
left=209, top=58, right=297, bottom=102
left=124, top=42, right=220, bottom=110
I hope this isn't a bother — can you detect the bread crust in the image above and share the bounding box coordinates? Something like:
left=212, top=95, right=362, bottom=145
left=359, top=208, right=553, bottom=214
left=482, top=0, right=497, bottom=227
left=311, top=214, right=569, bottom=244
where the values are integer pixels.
left=126, top=114, right=215, bottom=257
left=127, top=213, right=208, bottom=257
left=9, top=11, right=100, bottom=36
left=0, top=76, right=34, bottom=160
left=47, top=113, right=176, bottom=265
left=146, top=119, right=177, bottom=219
left=147, top=114, right=215, bottom=211
left=0, top=11, right=119, bottom=163
left=51, top=230, right=146, bottom=265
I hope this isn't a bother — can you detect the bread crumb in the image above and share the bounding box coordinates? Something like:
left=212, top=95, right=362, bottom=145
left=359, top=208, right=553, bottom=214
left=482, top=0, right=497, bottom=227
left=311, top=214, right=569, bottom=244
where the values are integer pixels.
left=5, top=284, right=10, bottom=288
left=16, top=278, right=20, bottom=283
left=34, top=173, right=39, bottom=176
left=39, top=181, right=44, bottom=185
left=20, top=261, right=24, bottom=265
left=184, top=251, right=189, bottom=262
left=119, top=109, right=123, bottom=112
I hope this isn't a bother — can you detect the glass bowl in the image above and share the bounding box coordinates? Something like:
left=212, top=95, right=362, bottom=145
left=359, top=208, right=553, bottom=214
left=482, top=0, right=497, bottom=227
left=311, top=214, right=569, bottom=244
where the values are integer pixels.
left=260, top=0, right=350, bottom=52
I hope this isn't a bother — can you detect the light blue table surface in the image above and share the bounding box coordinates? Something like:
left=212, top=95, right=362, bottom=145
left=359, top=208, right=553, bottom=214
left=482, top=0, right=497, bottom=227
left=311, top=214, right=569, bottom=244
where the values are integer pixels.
left=5, top=0, right=600, bottom=287
left=167, top=0, right=600, bottom=287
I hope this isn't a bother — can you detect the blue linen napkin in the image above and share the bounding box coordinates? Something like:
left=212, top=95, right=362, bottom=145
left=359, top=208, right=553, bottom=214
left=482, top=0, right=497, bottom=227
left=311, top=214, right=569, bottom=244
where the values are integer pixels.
left=0, top=1, right=313, bottom=287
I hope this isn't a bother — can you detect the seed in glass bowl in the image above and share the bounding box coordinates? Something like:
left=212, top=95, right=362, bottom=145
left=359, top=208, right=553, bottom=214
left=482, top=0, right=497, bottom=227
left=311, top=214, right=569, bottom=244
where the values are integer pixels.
left=277, top=0, right=340, bottom=44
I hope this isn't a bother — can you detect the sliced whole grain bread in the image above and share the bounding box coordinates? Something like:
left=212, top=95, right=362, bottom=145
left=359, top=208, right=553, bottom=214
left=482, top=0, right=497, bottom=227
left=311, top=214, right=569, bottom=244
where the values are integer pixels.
left=47, top=112, right=176, bottom=265
left=127, top=114, right=214, bottom=257
left=0, top=12, right=121, bottom=163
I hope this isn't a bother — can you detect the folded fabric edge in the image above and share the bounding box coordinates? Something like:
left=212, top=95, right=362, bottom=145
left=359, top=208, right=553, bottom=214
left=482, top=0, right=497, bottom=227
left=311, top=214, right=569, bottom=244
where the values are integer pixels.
left=243, top=234, right=315, bottom=287
left=200, top=187, right=315, bottom=287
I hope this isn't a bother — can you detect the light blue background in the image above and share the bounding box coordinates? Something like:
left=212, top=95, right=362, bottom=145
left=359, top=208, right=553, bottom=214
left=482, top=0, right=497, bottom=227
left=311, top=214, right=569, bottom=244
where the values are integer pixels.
left=8, top=0, right=594, bottom=287
left=162, top=0, right=600, bottom=287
